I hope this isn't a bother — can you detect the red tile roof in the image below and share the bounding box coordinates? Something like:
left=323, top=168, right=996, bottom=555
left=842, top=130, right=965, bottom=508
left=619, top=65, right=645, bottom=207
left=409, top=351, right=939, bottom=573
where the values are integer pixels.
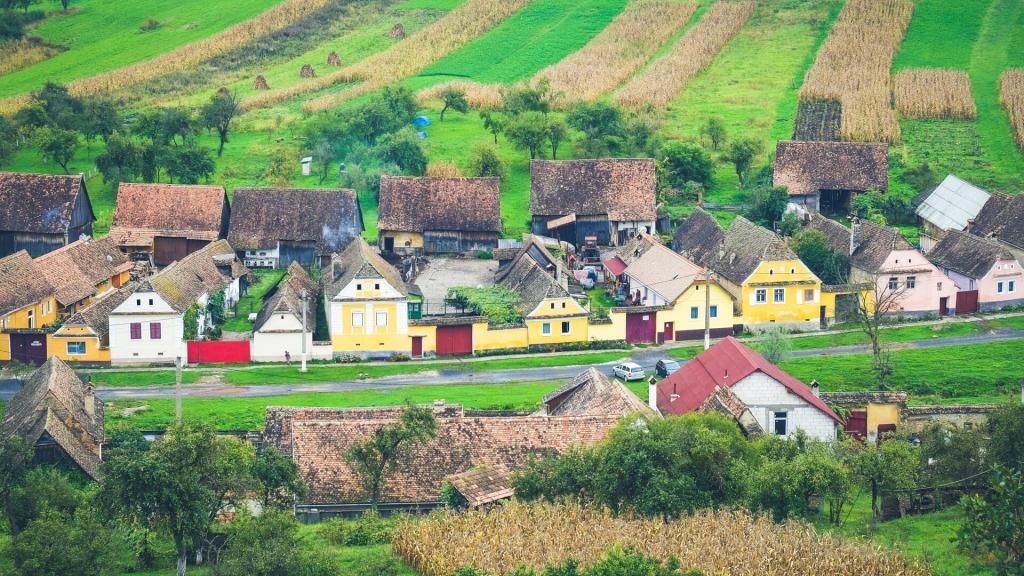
left=603, top=256, right=627, bottom=276
left=657, top=337, right=840, bottom=423
left=109, top=183, right=228, bottom=247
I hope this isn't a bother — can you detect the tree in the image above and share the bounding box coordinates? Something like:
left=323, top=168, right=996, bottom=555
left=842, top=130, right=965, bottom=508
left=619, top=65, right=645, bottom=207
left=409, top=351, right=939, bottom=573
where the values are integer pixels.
left=80, top=97, right=120, bottom=144
left=5, top=467, right=82, bottom=541
left=165, top=143, right=215, bottom=184
left=917, top=422, right=988, bottom=491
left=96, top=131, right=142, bottom=184
left=500, top=78, right=555, bottom=116
left=252, top=446, right=307, bottom=509
left=657, top=141, right=714, bottom=191
left=0, top=434, right=33, bottom=537
left=988, top=403, right=1024, bottom=471
left=374, top=128, right=428, bottom=175
left=855, top=269, right=909, bottom=390
left=467, top=143, right=506, bottom=180
left=311, top=137, right=334, bottom=184
left=60, top=0, right=71, bottom=12
left=547, top=117, right=568, bottom=159
left=753, top=326, right=790, bottom=364
left=791, top=229, right=850, bottom=284
left=439, top=86, right=468, bottom=121
left=743, top=184, right=789, bottom=227
left=216, top=510, right=338, bottom=576
left=0, top=114, right=19, bottom=166
left=847, top=436, right=918, bottom=527
left=566, top=101, right=625, bottom=158
left=959, top=465, right=1024, bottom=575
left=479, top=111, right=505, bottom=144
left=700, top=116, right=726, bottom=150
left=10, top=506, right=121, bottom=576
left=902, top=163, right=937, bottom=195
left=778, top=211, right=801, bottom=237
left=749, top=438, right=850, bottom=524
left=504, top=111, right=549, bottom=159
left=725, top=137, right=762, bottom=186
left=200, top=91, right=240, bottom=157
left=98, top=423, right=255, bottom=576
left=345, top=403, right=438, bottom=504
left=33, top=125, right=79, bottom=173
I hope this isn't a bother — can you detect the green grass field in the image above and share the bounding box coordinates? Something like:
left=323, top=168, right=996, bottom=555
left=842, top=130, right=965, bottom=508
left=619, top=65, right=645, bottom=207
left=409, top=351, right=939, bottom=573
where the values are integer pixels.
left=222, top=269, right=286, bottom=333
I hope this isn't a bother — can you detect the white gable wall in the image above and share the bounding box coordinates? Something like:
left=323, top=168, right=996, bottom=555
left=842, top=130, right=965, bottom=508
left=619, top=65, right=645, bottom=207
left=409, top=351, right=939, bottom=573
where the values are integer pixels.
left=731, top=371, right=836, bottom=441
left=335, top=277, right=404, bottom=300
left=109, top=290, right=185, bottom=365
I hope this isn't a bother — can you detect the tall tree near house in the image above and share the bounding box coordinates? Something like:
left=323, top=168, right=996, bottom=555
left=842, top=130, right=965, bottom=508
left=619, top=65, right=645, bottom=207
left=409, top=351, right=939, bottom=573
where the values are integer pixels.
left=856, top=274, right=909, bottom=390
left=252, top=446, right=307, bottom=509
left=33, top=125, right=79, bottom=173
left=479, top=111, right=505, bottom=144
left=504, top=111, right=549, bottom=159
left=725, top=136, right=763, bottom=186
left=201, top=91, right=240, bottom=157
left=0, top=115, right=16, bottom=167
left=345, top=403, right=438, bottom=505
left=0, top=434, right=33, bottom=538
left=846, top=435, right=918, bottom=530
left=960, top=465, right=1024, bottom=575
left=439, top=87, right=468, bottom=121
left=547, top=117, right=568, bottom=159
left=313, top=138, right=335, bottom=184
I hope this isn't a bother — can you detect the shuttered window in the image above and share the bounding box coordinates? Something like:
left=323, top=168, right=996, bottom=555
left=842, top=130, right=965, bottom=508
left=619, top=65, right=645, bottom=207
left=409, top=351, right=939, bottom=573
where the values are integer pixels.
left=150, top=322, right=162, bottom=339
left=130, top=323, right=142, bottom=340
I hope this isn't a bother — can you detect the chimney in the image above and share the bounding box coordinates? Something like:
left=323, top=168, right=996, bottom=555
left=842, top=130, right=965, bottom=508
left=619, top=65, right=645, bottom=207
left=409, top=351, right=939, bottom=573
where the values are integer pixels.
left=647, top=376, right=659, bottom=412
left=810, top=379, right=820, bottom=398
left=966, top=218, right=976, bottom=233
left=850, top=216, right=861, bottom=254
left=556, top=260, right=566, bottom=290
left=84, top=384, right=96, bottom=420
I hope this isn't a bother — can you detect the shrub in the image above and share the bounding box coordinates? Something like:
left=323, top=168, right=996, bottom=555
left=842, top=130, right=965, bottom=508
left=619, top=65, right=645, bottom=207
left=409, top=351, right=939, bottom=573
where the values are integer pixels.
left=468, top=143, right=507, bottom=180
left=140, top=17, right=161, bottom=32
left=387, top=353, right=411, bottom=362
left=317, top=511, right=395, bottom=546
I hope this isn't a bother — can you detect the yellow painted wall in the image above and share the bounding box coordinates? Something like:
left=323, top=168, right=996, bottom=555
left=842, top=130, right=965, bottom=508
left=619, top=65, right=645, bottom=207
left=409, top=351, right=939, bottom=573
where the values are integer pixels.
left=867, top=403, right=900, bottom=435
left=589, top=313, right=627, bottom=342
left=656, top=282, right=735, bottom=337
left=49, top=327, right=110, bottom=363
left=332, top=301, right=410, bottom=353
left=1, top=296, right=59, bottom=330
left=0, top=333, right=8, bottom=362
left=526, top=316, right=588, bottom=344
left=475, top=323, right=529, bottom=351
left=381, top=231, right=424, bottom=249
left=408, top=325, right=437, bottom=355
left=740, top=260, right=823, bottom=326
left=529, top=297, right=587, bottom=318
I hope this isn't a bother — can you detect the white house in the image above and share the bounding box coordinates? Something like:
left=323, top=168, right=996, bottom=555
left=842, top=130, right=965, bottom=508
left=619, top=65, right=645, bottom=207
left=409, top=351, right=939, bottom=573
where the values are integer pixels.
left=655, top=336, right=841, bottom=440
left=252, top=262, right=320, bottom=361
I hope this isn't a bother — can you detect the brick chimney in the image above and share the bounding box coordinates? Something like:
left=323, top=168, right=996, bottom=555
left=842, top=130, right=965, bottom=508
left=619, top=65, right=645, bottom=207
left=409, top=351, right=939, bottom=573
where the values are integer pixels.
left=84, top=384, right=96, bottom=420
left=810, top=379, right=820, bottom=398
left=647, top=376, right=659, bottom=412
left=850, top=216, right=862, bottom=255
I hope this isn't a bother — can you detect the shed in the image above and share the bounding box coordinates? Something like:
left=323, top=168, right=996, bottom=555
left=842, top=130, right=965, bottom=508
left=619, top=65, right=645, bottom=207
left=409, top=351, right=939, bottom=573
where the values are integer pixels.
left=0, top=172, right=95, bottom=258
left=773, top=141, right=888, bottom=215
left=915, top=175, right=991, bottom=252
left=378, top=176, right=501, bottom=254
left=446, top=465, right=514, bottom=508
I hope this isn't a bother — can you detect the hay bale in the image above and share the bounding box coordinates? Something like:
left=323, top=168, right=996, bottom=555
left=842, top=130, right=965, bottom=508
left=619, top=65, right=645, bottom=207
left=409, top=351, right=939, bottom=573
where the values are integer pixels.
left=300, top=64, right=317, bottom=78
left=253, top=74, right=269, bottom=90
left=327, top=51, right=342, bottom=66
left=389, top=23, right=406, bottom=38
left=216, top=86, right=230, bottom=97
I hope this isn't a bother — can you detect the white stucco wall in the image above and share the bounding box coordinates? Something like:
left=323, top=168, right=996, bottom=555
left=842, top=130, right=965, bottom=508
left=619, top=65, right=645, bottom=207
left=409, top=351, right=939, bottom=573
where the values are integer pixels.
left=731, top=371, right=836, bottom=441
left=109, top=290, right=185, bottom=365
left=252, top=312, right=313, bottom=361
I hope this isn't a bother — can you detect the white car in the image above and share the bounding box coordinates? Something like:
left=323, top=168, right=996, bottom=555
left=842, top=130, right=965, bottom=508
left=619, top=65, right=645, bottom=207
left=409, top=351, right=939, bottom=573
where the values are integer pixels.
left=612, top=362, right=646, bottom=381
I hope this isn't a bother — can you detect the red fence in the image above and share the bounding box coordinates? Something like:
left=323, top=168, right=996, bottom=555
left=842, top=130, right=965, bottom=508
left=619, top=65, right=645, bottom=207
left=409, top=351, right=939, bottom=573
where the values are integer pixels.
left=187, top=340, right=251, bottom=364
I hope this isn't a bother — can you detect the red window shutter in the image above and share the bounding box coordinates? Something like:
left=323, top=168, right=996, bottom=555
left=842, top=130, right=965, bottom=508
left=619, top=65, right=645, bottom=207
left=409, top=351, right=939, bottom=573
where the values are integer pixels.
left=130, top=323, right=142, bottom=340
left=150, top=322, right=162, bottom=339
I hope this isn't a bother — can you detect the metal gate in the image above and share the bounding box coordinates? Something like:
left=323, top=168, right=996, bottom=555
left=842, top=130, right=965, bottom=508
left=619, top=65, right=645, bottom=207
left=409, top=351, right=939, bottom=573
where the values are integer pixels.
left=625, top=312, right=656, bottom=344
left=845, top=410, right=868, bottom=439
left=187, top=340, right=251, bottom=364
left=9, top=332, right=48, bottom=366
left=435, top=325, right=472, bottom=356
left=955, top=290, right=979, bottom=314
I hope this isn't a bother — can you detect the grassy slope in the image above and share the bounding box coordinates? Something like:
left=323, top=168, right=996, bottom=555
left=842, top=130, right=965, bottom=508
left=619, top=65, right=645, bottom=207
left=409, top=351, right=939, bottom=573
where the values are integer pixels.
left=222, top=269, right=286, bottom=332
left=0, top=0, right=281, bottom=99
left=893, top=0, right=1024, bottom=192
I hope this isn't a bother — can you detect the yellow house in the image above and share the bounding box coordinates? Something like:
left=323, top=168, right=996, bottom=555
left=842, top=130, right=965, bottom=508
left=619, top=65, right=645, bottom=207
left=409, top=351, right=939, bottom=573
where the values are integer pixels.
left=0, top=251, right=58, bottom=363
left=49, top=283, right=137, bottom=364
left=324, top=238, right=413, bottom=358
left=675, top=210, right=824, bottom=330
left=34, top=236, right=132, bottom=315
left=495, top=248, right=589, bottom=346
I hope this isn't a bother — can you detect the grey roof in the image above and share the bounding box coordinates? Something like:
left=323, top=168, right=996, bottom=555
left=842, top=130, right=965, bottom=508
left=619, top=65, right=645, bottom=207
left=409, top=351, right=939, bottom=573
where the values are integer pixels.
left=850, top=219, right=914, bottom=272
left=927, top=229, right=1014, bottom=279
left=61, top=283, right=138, bottom=343
left=916, top=174, right=991, bottom=232
left=254, top=262, right=319, bottom=333
left=672, top=207, right=726, bottom=266
left=537, top=368, right=656, bottom=418
left=621, top=233, right=703, bottom=304
left=323, top=238, right=407, bottom=301
left=495, top=250, right=572, bottom=315
left=969, top=192, right=1024, bottom=250
left=713, top=216, right=798, bottom=285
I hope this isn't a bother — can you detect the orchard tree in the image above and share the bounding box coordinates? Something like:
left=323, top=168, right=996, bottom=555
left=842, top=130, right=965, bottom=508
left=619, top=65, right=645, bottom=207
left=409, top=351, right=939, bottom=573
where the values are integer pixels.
left=959, top=465, right=1024, bottom=574
left=791, top=229, right=850, bottom=284
left=439, top=86, right=468, bottom=121
left=252, top=446, right=307, bottom=509
left=81, top=97, right=120, bottom=144
left=657, top=140, right=714, bottom=190
left=700, top=116, right=726, bottom=150
left=726, top=136, right=763, bottom=186
left=96, top=132, right=142, bottom=184
left=566, top=100, right=625, bottom=158
left=0, top=434, right=32, bottom=537
left=375, top=128, right=428, bottom=175
left=468, top=143, right=506, bottom=180
left=989, top=403, right=1024, bottom=471
left=0, top=115, right=16, bottom=167
left=847, top=436, right=918, bottom=528
left=345, top=403, right=438, bottom=504
left=201, top=91, right=240, bottom=157
left=504, top=111, right=549, bottom=159
left=547, top=117, right=568, bottom=159
left=33, top=125, right=79, bottom=173
left=743, top=184, right=789, bottom=228
left=166, top=144, right=215, bottom=184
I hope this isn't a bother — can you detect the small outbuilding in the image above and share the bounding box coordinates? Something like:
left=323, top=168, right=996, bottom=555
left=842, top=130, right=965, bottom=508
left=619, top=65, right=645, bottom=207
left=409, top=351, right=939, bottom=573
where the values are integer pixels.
left=0, top=172, right=95, bottom=259
left=915, top=174, right=991, bottom=252
left=773, top=140, right=888, bottom=215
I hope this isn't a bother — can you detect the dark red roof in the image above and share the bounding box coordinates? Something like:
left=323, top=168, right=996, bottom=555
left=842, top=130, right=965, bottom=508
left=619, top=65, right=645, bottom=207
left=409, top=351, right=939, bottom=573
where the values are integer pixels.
left=656, top=337, right=840, bottom=423
left=603, top=256, right=627, bottom=276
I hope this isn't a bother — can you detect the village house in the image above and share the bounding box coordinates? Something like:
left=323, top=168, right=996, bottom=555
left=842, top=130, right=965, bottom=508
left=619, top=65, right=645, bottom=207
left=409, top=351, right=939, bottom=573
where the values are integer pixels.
left=807, top=214, right=956, bottom=317
left=108, top=240, right=248, bottom=365
left=0, top=356, right=104, bottom=479
left=33, top=236, right=131, bottom=315
left=915, top=174, right=991, bottom=253
left=926, top=230, right=1023, bottom=313
left=820, top=391, right=906, bottom=443
left=773, top=140, right=888, bottom=215
left=0, top=172, right=95, bottom=259
left=0, top=251, right=57, bottom=365
left=108, top=183, right=230, bottom=266
left=228, top=187, right=363, bottom=269
left=674, top=209, right=824, bottom=330
left=252, top=262, right=320, bottom=362
left=50, top=284, right=136, bottom=364
left=656, top=337, right=841, bottom=441
left=377, top=176, right=501, bottom=254
left=495, top=247, right=589, bottom=346
left=612, top=232, right=735, bottom=343
left=966, top=191, right=1024, bottom=264
left=529, top=159, right=656, bottom=246
left=535, top=367, right=656, bottom=418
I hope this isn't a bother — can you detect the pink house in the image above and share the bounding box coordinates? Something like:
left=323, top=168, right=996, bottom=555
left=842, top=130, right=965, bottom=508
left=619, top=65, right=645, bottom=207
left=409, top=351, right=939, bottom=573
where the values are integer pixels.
left=927, top=230, right=1023, bottom=313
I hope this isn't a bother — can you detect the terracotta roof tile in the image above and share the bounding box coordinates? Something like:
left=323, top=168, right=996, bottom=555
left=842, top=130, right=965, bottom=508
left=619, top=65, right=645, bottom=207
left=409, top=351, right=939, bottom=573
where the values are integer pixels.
left=146, top=240, right=245, bottom=313
left=928, top=229, right=1014, bottom=279
left=447, top=464, right=514, bottom=507
left=530, top=159, right=656, bottom=221
left=323, top=238, right=407, bottom=300
left=228, top=188, right=363, bottom=253
left=378, top=176, right=501, bottom=233
left=708, top=216, right=798, bottom=285
left=34, top=236, right=129, bottom=307
left=0, top=172, right=89, bottom=234
left=773, top=141, right=888, bottom=197
left=621, top=233, right=703, bottom=303
left=850, top=219, right=913, bottom=272
left=0, top=251, right=55, bottom=317
left=61, top=283, right=138, bottom=342
left=537, top=368, right=655, bottom=418
left=109, top=183, right=228, bottom=247
left=495, top=249, right=571, bottom=315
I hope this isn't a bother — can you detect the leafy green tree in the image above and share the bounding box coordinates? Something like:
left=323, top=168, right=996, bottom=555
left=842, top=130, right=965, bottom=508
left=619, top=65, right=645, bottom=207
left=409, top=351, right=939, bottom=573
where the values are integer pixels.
left=623, top=106, right=663, bottom=156
left=547, top=117, right=569, bottom=159
left=96, top=132, right=142, bottom=184
left=0, top=115, right=19, bottom=166
left=989, top=403, right=1024, bottom=471
left=749, top=437, right=850, bottom=524
left=80, top=97, right=120, bottom=144
left=917, top=422, right=989, bottom=489
left=744, top=184, right=789, bottom=227
left=31, top=82, right=83, bottom=131
left=504, top=111, right=550, bottom=159
left=657, top=141, right=714, bottom=191
left=340, top=86, right=417, bottom=145
left=791, top=229, right=850, bottom=284
left=725, top=136, right=763, bottom=186
left=846, top=436, right=918, bottom=527
left=700, top=116, right=726, bottom=150
left=753, top=326, right=790, bottom=364
left=374, top=128, right=428, bottom=175
left=959, top=465, right=1024, bottom=575
left=217, top=510, right=339, bottom=576
left=32, top=125, right=79, bottom=173
left=10, top=506, right=121, bottom=576
left=165, top=143, right=215, bottom=184
left=200, top=91, right=240, bottom=157
left=500, top=78, right=555, bottom=116
left=312, top=137, right=335, bottom=184
left=345, top=403, right=438, bottom=504
left=778, top=211, right=801, bottom=237
left=468, top=143, right=506, bottom=180
left=5, top=467, right=82, bottom=540
left=566, top=101, right=625, bottom=158
left=479, top=111, right=505, bottom=144
left=0, top=434, right=33, bottom=537
left=439, top=86, right=468, bottom=121
left=252, top=446, right=307, bottom=509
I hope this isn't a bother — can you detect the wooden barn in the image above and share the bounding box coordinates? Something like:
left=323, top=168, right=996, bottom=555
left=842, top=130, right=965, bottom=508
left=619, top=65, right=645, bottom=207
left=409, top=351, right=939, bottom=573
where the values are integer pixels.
left=108, top=183, right=230, bottom=266
left=0, top=172, right=95, bottom=259
left=529, top=159, right=656, bottom=247
left=377, top=176, right=501, bottom=255
left=773, top=140, right=888, bottom=215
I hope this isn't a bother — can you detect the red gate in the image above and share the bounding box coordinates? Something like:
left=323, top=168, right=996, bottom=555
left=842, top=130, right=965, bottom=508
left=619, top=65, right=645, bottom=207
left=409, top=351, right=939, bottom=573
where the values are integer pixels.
left=436, top=325, right=472, bottom=356
left=955, top=290, right=979, bottom=314
left=626, top=312, right=656, bottom=344
left=844, top=410, right=868, bottom=439
left=187, top=340, right=251, bottom=364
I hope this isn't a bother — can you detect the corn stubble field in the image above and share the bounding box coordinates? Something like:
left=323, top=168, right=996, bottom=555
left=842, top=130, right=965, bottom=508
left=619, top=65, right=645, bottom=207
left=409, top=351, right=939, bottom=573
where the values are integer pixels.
left=1001, top=69, right=1024, bottom=150
left=893, top=69, right=977, bottom=120
left=393, top=502, right=930, bottom=576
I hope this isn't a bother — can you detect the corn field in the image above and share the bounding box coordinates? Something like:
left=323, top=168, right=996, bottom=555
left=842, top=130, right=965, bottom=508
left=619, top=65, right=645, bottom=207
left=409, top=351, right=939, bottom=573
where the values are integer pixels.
left=532, top=0, right=697, bottom=104
left=1001, top=69, right=1024, bottom=150
left=893, top=69, right=976, bottom=119
left=615, top=1, right=754, bottom=108
left=298, top=0, right=533, bottom=113
left=0, top=39, right=62, bottom=77
left=799, top=0, right=915, bottom=143
left=417, top=80, right=504, bottom=109
left=394, top=502, right=931, bottom=576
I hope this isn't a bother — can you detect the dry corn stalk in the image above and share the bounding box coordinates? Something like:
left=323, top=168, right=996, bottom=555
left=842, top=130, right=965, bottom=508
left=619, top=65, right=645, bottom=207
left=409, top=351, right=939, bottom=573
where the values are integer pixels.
left=893, top=69, right=976, bottom=119
left=417, top=80, right=505, bottom=109
left=1000, top=69, right=1024, bottom=150
left=425, top=161, right=464, bottom=177
left=394, top=501, right=932, bottom=576
left=534, top=0, right=698, bottom=103
left=616, top=1, right=754, bottom=108
left=799, top=0, right=915, bottom=143
left=0, top=38, right=61, bottom=76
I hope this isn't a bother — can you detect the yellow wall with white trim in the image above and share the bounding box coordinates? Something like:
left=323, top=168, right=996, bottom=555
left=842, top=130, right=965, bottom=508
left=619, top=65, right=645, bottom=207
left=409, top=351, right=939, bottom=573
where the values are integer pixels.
left=739, top=260, right=823, bottom=326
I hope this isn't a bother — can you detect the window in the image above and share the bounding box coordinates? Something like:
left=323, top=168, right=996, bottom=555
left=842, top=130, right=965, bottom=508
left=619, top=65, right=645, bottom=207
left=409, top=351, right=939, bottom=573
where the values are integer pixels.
left=130, top=322, right=142, bottom=340
left=542, top=323, right=551, bottom=335
left=690, top=306, right=699, bottom=319
left=773, top=288, right=785, bottom=303
left=356, top=283, right=362, bottom=290
left=773, top=412, right=788, bottom=436
left=888, top=277, right=899, bottom=290
left=148, top=299, right=154, bottom=306
left=804, top=289, right=814, bottom=302
left=790, top=268, right=796, bottom=274
left=149, top=323, right=162, bottom=339
left=136, top=299, right=141, bottom=306
left=710, top=305, right=718, bottom=318
left=998, top=281, right=1005, bottom=293
left=550, top=302, right=555, bottom=309
left=351, top=311, right=364, bottom=327
left=906, top=276, right=916, bottom=289
left=561, top=321, right=571, bottom=334
left=937, top=282, right=943, bottom=291
left=374, top=283, right=380, bottom=290
left=755, top=289, right=767, bottom=303
left=376, top=311, right=388, bottom=327
left=66, top=342, right=86, bottom=355
left=1, top=318, right=6, bottom=330
left=561, top=302, right=566, bottom=309
left=1010, top=280, right=1017, bottom=293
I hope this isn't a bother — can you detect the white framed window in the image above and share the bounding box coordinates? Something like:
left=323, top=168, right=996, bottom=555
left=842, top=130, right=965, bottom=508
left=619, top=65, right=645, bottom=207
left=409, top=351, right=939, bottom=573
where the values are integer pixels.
left=804, top=288, right=815, bottom=302
left=351, top=311, right=364, bottom=327
left=888, top=277, right=899, bottom=290
left=690, top=306, right=699, bottom=319
left=773, top=288, right=785, bottom=303
left=542, top=323, right=551, bottom=335
left=998, top=281, right=1005, bottom=293
left=375, top=311, right=388, bottom=327
left=561, top=321, right=570, bottom=334
left=66, top=342, right=86, bottom=355
left=755, top=289, right=767, bottom=304
left=906, top=276, right=916, bottom=289
left=1010, top=280, right=1017, bottom=293
left=773, top=412, right=788, bottom=436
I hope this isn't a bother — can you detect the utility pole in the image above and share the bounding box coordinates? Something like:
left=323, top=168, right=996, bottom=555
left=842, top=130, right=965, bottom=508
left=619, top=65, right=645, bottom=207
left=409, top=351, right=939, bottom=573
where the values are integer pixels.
left=704, top=269, right=712, bottom=350
left=300, top=291, right=308, bottom=373
left=175, top=356, right=182, bottom=422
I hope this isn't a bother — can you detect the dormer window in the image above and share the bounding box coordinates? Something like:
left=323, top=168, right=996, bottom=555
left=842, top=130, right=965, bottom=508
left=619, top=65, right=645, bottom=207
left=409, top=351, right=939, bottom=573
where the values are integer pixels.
left=374, top=283, right=380, bottom=290
left=356, top=283, right=362, bottom=290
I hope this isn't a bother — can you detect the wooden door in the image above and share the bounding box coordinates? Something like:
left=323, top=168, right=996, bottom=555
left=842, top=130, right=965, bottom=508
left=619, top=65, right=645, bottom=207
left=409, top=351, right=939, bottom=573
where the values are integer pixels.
left=939, top=296, right=949, bottom=316
left=955, top=290, right=979, bottom=314
left=411, top=336, right=423, bottom=358
left=626, top=312, right=656, bottom=344
left=662, top=322, right=674, bottom=343
left=844, top=410, right=868, bottom=439
left=436, top=325, right=472, bottom=356
left=153, top=236, right=189, bottom=266
left=9, top=333, right=48, bottom=366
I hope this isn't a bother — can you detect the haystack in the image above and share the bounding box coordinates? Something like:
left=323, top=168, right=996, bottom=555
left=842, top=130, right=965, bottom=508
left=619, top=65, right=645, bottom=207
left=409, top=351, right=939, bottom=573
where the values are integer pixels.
left=327, top=51, right=342, bottom=66
left=389, top=23, right=406, bottom=38
left=253, top=75, right=269, bottom=90
left=300, top=64, right=317, bottom=78
left=216, top=86, right=230, bottom=97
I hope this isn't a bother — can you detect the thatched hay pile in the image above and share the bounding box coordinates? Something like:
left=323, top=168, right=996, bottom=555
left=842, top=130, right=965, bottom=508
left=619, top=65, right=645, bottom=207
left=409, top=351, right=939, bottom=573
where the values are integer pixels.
left=327, top=51, right=342, bottom=66
left=253, top=75, right=269, bottom=90
left=390, top=23, right=406, bottom=38
left=300, top=64, right=317, bottom=78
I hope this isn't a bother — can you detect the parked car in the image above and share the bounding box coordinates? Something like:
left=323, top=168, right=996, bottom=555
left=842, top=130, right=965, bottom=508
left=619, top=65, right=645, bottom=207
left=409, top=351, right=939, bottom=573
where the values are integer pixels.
left=655, top=358, right=681, bottom=377
left=612, top=362, right=646, bottom=381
